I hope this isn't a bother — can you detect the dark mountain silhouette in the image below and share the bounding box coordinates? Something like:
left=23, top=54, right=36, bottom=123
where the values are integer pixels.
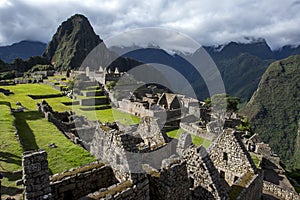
left=43, top=14, right=102, bottom=70
left=0, top=40, right=46, bottom=63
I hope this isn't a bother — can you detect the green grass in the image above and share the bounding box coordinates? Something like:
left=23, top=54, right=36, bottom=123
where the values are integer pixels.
left=14, top=111, right=95, bottom=174
left=0, top=84, right=62, bottom=110
left=0, top=84, right=139, bottom=126
left=0, top=83, right=140, bottom=197
left=166, top=128, right=212, bottom=148
left=71, top=105, right=140, bottom=126
left=0, top=102, right=23, bottom=195
left=0, top=84, right=96, bottom=174
left=250, top=154, right=261, bottom=169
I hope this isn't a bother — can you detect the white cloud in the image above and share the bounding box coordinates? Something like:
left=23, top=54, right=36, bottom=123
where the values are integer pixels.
left=0, top=0, right=299, bottom=49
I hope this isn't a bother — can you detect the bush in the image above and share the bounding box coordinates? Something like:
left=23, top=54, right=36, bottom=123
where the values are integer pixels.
left=0, top=71, right=16, bottom=80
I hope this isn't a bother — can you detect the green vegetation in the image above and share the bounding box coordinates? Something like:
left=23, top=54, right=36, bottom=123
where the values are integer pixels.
left=0, top=70, right=16, bottom=80
left=243, top=55, right=300, bottom=170
left=14, top=111, right=95, bottom=174
left=24, top=64, right=54, bottom=75
left=0, top=84, right=139, bottom=125
left=0, top=102, right=23, bottom=192
left=286, top=170, right=300, bottom=193
left=43, top=14, right=102, bottom=70
left=106, top=81, right=117, bottom=90
left=236, top=117, right=252, bottom=133
left=250, top=154, right=261, bottom=169
left=215, top=53, right=272, bottom=102
left=166, top=128, right=212, bottom=148
left=205, top=94, right=241, bottom=112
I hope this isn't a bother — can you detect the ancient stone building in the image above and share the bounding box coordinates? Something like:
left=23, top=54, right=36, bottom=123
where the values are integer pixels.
left=19, top=100, right=274, bottom=200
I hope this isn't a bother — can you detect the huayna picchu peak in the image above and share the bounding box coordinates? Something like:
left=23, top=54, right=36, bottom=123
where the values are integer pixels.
left=43, top=14, right=102, bottom=70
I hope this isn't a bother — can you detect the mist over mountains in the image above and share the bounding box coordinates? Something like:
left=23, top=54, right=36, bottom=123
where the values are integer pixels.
left=1, top=14, right=300, bottom=103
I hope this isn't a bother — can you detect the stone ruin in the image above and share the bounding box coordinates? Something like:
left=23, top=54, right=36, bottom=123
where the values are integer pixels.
left=17, top=99, right=289, bottom=200
left=22, top=150, right=51, bottom=200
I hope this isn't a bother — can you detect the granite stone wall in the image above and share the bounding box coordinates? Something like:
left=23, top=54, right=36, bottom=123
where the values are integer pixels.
left=145, top=157, right=191, bottom=200
left=22, top=150, right=51, bottom=200
left=263, top=181, right=300, bottom=200
left=182, top=146, right=229, bottom=200
left=208, top=129, right=256, bottom=186
left=81, top=176, right=150, bottom=200
left=50, top=162, right=118, bottom=200
left=233, top=173, right=263, bottom=200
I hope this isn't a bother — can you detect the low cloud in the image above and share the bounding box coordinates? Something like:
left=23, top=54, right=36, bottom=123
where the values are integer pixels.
left=0, top=0, right=300, bottom=49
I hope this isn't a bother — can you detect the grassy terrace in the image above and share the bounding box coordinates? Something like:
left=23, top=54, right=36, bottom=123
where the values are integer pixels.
left=0, top=84, right=96, bottom=196
left=0, top=84, right=139, bottom=125
left=14, top=111, right=95, bottom=174
left=166, top=128, right=212, bottom=148
left=0, top=102, right=23, bottom=195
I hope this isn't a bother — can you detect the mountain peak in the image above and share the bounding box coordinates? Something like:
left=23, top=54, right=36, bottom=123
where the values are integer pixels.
left=43, top=14, right=102, bottom=70
left=205, top=38, right=274, bottom=60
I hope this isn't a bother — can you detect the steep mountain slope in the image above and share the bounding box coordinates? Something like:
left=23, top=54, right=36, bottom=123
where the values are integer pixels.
left=113, top=47, right=209, bottom=100
left=214, top=53, right=273, bottom=101
left=112, top=41, right=274, bottom=101
left=243, top=55, right=300, bottom=169
left=0, top=40, right=46, bottom=63
left=204, top=40, right=276, bottom=101
left=43, top=14, right=102, bottom=70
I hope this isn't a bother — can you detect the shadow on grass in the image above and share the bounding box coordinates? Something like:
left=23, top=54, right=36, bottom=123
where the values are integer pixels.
left=0, top=151, right=21, bottom=167
left=1, top=171, right=22, bottom=182
left=1, top=185, right=23, bottom=196
left=0, top=101, right=11, bottom=107
left=14, top=111, right=43, bottom=151
left=80, top=105, right=112, bottom=111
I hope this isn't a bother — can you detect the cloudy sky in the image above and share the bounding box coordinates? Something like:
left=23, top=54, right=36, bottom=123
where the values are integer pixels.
left=0, top=0, right=300, bottom=49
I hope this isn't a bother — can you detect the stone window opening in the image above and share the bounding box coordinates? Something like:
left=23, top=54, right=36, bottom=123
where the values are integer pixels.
left=223, top=152, right=228, bottom=161
left=189, top=177, right=194, bottom=188
left=220, top=170, right=225, bottom=179
left=234, top=176, right=239, bottom=183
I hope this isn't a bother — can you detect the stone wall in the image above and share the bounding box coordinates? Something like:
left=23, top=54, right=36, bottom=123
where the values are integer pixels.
left=263, top=181, right=300, bottom=200
left=182, top=146, right=229, bottom=200
left=136, top=116, right=166, bottom=148
left=188, top=106, right=210, bottom=122
left=232, top=173, right=263, bottom=200
left=81, top=90, right=105, bottom=97
left=118, top=99, right=180, bottom=121
left=144, top=156, right=191, bottom=200
left=79, top=97, right=109, bottom=106
left=35, top=99, right=268, bottom=200
left=208, top=129, right=256, bottom=186
left=81, top=176, right=150, bottom=200
left=89, top=126, right=133, bottom=181
left=75, top=80, right=98, bottom=90
left=50, top=162, right=118, bottom=200
left=180, top=122, right=216, bottom=140
left=22, top=150, right=51, bottom=200
left=118, top=99, right=164, bottom=117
